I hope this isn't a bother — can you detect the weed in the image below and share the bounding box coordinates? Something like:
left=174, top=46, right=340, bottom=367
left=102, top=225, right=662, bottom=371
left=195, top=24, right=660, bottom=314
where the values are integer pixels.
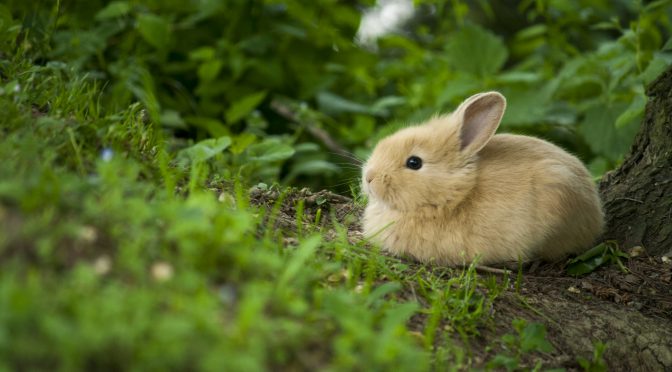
left=577, top=341, right=608, bottom=372
left=487, top=319, right=555, bottom=371
left=567, top=241, right=629, bottom=276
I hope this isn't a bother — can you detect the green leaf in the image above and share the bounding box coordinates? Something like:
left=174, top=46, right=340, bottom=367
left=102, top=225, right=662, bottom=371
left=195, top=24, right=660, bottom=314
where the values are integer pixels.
left=445, top=23, right=508, bottom=77
left=178, top=136, right=232, bottom=163
left=544, top=102, right=578, bottom=125
left=644, top=0, right=672, bottom=12
left=247, top=140, right=295, bottom=163
left=184, top=116, right=228, bottom=138
left=516, top=24, right=547, bottom=39
left=436, top=76, right=480, bottom=108
left=588, top=157, right=609, bottom=178
left=578, top=341, right=609, bottom=372
left=287, top=160, right=340, bottom=178
left=499, top=86, right=551, bottom=126
left=365, top=282, right=402, bottom=307
left=556, top=74, right=604, bottom=99
left=615, top=93, right=646, bottom=128
left=178, top=0, right=224, bottom=27
left=591, top=21, right=621, bottom=31
left=572, top=242, right=608, bottom=262
left=495, top=71, right=542, bottom=84
left=277, top=235, right=321, bottom=288
left=317, top=91, right=374, bottom=116
left=487, top=354, right=519, bottom=370
left=370, top=96, right=406, bottom=115
left=520, top=323, right=554, bottom=353
left=137, top=13, right=171, bottom=50
left=189, top=47, right=216, bottom=61
left=579, top=103, right=639, bottom=161
left=198, top=59, right=223, bottom=83
left=293, top=142, right=321, bottom=153
left=567, top=243, right=613, bottom=276
left=381, top=302, right=419, bottom=329
left=230, top=133, right=257, bottom=155
left=641, top=54, right=671, bottom=84
left=160, top=110, right=186, bottom=129
left=567, top=256, right=607, bottom=276
left=0, top=5, right=19, bottom=45
left=663, top=36, right=672, bottom=51
left=96, top=1, right=131, bottom=20
left=225, top=91, right=267, bottom=124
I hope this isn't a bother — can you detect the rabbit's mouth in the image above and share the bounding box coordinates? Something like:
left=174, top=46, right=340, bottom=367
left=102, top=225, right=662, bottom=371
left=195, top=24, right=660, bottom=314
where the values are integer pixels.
left=364, top=179, right=391, bottom=206
left=367, top=184, right=408, bottom=212
left=369, top=182, right=452, bottom=213
left=364, top=172, right=415, bottom=211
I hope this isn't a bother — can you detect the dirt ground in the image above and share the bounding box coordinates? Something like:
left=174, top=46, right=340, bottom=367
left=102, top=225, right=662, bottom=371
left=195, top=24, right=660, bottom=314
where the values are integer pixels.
left=250, top=187, right=672, bottom=371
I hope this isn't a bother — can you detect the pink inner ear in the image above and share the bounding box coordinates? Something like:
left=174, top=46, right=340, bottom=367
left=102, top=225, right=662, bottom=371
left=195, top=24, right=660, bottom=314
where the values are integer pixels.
left=459, top=94, right=505, bottom=153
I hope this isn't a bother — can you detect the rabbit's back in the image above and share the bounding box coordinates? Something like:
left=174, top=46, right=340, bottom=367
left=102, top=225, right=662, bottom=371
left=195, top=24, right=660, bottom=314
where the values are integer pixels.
left=472, top=134, right=603, bottom=262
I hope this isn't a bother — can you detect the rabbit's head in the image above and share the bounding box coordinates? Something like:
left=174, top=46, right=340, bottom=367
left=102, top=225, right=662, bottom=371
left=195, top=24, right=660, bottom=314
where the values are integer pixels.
left=362, top=92, right=506, bottom=212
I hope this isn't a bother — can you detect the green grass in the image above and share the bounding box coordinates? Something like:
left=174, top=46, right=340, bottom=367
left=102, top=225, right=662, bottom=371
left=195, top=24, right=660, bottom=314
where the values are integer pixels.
left=0, top=52, right=517, bottom=371
left=0, top=55, right=543, bottom=370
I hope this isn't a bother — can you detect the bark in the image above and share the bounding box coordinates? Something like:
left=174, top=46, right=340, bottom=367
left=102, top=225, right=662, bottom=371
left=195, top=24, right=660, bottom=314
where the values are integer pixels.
left=599, top=66, right=672, bottom=256
left=495, top=290, right=672, bottom=371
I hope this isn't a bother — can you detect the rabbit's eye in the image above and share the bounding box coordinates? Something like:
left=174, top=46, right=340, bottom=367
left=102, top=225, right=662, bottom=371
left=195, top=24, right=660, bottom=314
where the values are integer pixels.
left=406, top=156, right=423, bottom=170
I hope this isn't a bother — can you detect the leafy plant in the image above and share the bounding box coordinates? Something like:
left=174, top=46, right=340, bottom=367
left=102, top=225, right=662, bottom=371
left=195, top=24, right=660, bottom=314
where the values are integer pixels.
left=577, top=341, right=608, bottom=372
left=487, top=319, right=555, bottom=371
left=567, top=240, right=629, bottom=276
left=7, top=0, right=671, bottom=191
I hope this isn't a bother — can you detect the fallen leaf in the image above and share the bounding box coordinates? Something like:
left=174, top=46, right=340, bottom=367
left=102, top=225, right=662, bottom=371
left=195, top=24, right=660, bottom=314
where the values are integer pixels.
left=629, top=246, right=645, bottom=257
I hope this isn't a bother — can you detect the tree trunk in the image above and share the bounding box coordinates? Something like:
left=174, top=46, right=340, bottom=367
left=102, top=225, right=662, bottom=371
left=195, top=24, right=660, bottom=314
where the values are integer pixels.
left=599, top=66, right=672, bottom=256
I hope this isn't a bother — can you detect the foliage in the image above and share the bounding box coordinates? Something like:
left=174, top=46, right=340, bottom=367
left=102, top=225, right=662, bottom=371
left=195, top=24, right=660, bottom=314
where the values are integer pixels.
left=0, top=60, right=431, bottom=369
left=4, top=0, right=671, bottom=190
left=1, top=0, right=671, bottom=369
left=577, top=341, right=608, bottom=372
left=487, top=319, right=555, bottom=371
left=566, top=240, right=629, bottom=276
left=0, top=54, right=500, bottom=369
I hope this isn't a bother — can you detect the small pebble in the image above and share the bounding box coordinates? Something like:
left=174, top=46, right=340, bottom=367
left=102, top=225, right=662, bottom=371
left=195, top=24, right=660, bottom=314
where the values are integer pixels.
left=152, top=262, right=173, bottom=282
left=93, top=256, right=111, bottom=275
left=580, top=281, right=594, bottom=290
left=218, top=284, right=237, bottom=305
left=78, top=225, right=98, bottom=243
left=283, top=237, right=299, bottom=246
left=101, top=148, right=113, bottom=162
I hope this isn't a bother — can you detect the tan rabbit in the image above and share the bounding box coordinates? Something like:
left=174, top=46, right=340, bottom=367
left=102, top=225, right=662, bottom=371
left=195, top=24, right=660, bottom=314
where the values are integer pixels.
left=362, top=92, right=604, bottom=266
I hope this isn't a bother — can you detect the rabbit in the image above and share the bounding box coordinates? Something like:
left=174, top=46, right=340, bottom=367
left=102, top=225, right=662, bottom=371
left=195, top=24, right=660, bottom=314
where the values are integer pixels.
left=361, top=91, right=604, bottom=266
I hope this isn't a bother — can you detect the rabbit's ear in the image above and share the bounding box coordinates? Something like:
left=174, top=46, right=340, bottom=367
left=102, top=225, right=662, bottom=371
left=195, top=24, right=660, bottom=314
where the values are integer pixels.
left=454, top=92, right=506, bottom=154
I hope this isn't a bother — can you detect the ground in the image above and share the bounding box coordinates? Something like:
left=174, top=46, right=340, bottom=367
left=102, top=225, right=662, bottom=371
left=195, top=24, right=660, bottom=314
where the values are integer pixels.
left=251, top=186, right=672, bottom=370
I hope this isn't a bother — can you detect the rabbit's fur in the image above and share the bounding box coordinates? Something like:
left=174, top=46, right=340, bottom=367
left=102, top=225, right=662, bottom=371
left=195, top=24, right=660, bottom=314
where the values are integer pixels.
left=362, top=92, right=604, bottom=265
